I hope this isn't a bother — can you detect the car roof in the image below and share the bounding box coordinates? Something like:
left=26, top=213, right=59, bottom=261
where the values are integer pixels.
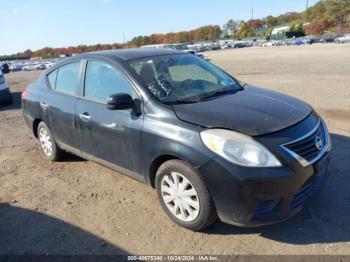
left=78, top=48, right=184, bottom=61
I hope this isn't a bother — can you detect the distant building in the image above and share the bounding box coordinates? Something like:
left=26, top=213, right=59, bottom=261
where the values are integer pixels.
left=271, top=24, right=290, bottom=39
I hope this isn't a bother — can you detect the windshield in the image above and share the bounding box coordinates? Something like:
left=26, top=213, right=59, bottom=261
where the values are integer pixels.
left=129, top=54, right=242, bottom=104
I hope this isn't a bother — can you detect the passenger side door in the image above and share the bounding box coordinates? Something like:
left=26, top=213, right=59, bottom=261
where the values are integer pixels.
left=44, top=61, right=82, bottom=149
left=75, top=60, right=144, bottom=180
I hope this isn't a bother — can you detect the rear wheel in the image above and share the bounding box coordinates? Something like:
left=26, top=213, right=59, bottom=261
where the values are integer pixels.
left=37, top=122, right=64, bottom=161
left=155, top=160, right=217, bottom=231
left=7, top=94, right=13, bottom=105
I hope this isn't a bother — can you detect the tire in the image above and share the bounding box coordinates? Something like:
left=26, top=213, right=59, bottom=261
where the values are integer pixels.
left=155, top=160, right=217, bottom=231
left=37, top=122, right=64, bottom=161
left=7, top=95, right=13, bottom=105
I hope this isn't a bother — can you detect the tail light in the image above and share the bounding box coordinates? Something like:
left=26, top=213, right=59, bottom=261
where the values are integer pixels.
left=21, top=90, right=29, bottom=99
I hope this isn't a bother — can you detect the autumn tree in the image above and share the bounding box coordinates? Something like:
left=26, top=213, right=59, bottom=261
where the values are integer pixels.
left=304, top=20, right=328, bottom=35
left=237, top=21, right=251, bottom=38
left=223, top=19, right=240, bottom=37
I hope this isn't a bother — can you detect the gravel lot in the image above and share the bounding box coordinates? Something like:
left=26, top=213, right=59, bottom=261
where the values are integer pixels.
left=0, top=44, right=349, bottom=255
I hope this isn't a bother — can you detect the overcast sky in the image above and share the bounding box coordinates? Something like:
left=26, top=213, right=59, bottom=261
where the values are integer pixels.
left=0, top=0, right=319, bottom=55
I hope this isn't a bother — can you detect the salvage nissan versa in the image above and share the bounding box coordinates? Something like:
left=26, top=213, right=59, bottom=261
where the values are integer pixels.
left=22, top=49, right=331, bottom=231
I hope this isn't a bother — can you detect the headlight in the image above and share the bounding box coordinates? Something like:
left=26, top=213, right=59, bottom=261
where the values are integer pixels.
left=200, top=129, right=282, bottom=167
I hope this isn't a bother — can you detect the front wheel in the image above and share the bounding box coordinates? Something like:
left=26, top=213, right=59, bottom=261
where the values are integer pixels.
left=155, top=160, right=217, bottom=231
left=37, top=122, right=64, bottom=161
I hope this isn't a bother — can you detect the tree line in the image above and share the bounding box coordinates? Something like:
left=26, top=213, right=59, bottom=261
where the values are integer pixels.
left=128, top=25, right=221, bottom=47
left=223, top=0, right=350, bottom=38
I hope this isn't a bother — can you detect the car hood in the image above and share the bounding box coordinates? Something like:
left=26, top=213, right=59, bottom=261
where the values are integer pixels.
left=172, top=86, right=312, bottom=136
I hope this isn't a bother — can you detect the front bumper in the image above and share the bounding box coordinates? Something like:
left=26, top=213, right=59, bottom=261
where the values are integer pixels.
left=197, top=116, right=332, bottom=227
left=0, top=85, right=13, bottom=105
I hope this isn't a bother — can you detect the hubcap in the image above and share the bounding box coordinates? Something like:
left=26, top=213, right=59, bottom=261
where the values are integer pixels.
left=39, top=127, right=53, bottom=156
left=160, top=172, right=200, bottom=222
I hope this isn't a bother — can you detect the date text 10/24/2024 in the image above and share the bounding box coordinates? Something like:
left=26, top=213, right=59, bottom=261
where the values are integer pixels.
left=127, top=256, right=219, bottom=261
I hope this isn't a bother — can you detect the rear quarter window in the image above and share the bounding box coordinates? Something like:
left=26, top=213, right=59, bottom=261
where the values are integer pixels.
left=55, top=62, right=80, bottom=94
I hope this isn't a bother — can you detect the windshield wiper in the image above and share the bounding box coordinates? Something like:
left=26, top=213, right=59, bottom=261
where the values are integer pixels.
left=164, top=99, right=199, bottom=105
left=197, top=89, right=237, bottom=101
left=164, top=89, right=238, bottom=105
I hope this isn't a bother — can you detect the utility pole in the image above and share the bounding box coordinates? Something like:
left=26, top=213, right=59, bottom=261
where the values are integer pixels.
left=337, top=0, right=344, bottom=33
left=251, top=7, right=254, bottom=21
left=306, top=0, right=309, bottom=10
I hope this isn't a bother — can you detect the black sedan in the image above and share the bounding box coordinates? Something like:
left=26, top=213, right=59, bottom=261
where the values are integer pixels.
left=22, top=49, right=331, bottom=231
left=320, top=34, right=344, bottom=43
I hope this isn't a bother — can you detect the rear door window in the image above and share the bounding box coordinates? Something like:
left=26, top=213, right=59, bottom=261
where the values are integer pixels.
left=55, top=62, right=80, bottom=95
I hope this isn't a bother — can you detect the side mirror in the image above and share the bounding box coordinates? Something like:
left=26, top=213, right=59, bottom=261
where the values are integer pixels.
left=106, top=93, right=134, bottom=110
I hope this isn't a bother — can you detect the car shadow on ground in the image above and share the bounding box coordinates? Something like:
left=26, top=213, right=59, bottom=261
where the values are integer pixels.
left=0, top=92, right=22, bottom=112
left=205, top=133, right=350, bottom=245
left=62, top=152, right=87, bottom=163
left=0, top=203, right=128, bottom=255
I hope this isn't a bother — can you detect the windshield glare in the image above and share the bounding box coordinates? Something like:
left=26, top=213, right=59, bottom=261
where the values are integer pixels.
left=129, top=54, right=242, bottom=104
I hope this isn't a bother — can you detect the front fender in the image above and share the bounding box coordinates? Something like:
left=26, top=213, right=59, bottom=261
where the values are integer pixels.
left=140, top=112, right=214, bottom=185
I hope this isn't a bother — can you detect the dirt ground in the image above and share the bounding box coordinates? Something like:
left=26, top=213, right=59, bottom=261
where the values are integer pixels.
left=0, top=44, right=349, bottom=255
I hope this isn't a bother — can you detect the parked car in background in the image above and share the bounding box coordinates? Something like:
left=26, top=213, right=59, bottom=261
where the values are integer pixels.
left=208, top=42, right=221, bottom=51
left=44, top=62, right=55, bottom=69
left=168, top=44, right=204, bottom=58
left=36, top=64, right=46, bottom=70
left=232, top=41, right=246, bottom=48
left=0, top=68, right=12, bottom=105
left=141, top=43, right=204, bottom=58
left=294, top=37, right=312, bottom=45
left=335, top=34, right=350, bottom=43
left=22, top=64, right=36, bottom=71
left=187, top=43, right=208, bottom=53
left=309, top=35, right=323, bottom=44
left=282, top=39, right=296, bottom=46
left=263, top=40, right=283, bottom=47
left=10, top=64, right=24, bottom=72
left=22, top=63, right=46, bottom=71
left=221, top=42, right=232, bottom=49
left=167, top=44, right=196, bottom=54
left=320, top=34, right=343, bottom=43
left=23, top=49, right=331, bottom=231
left=253, top=40, right=268, bottom=47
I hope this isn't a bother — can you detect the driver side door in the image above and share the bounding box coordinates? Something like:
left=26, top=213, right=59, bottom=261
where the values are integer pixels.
left=75, top=60, right=144, bottom=181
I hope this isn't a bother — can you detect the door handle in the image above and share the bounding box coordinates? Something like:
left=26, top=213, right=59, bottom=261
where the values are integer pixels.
left=40, top=102, right=48, bottom=109
left=79, top=112, right=91, bottom=121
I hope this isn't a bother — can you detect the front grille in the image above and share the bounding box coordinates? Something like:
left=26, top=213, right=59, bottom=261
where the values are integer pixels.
left=281, top=121, right=329, bottom=166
